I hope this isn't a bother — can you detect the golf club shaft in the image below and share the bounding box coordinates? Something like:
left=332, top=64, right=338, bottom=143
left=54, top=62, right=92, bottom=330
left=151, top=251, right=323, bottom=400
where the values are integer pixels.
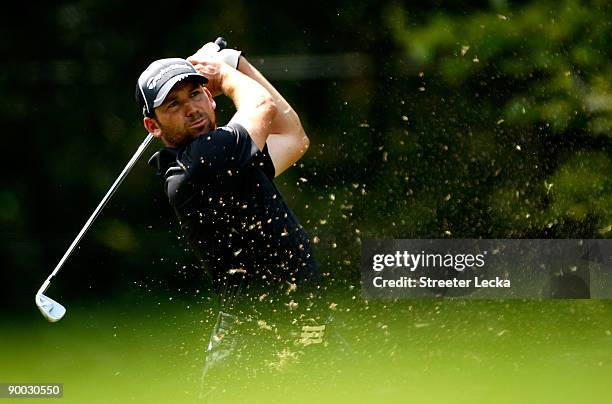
left=38, top=36, right=226, bottom=296
left=37, top=133, right=155, bottom=295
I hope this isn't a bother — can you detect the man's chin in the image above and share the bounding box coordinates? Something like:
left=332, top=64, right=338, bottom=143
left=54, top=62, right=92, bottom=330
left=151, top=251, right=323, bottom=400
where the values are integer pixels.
left=166, top=125, right=212, bottom=147
left=194, top=125, right=215, bottom=138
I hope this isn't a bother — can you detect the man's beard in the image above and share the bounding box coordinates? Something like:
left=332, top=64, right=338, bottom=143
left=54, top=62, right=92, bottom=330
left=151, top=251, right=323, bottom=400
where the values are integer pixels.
left=160, top=113, right=215, bottom=147
left=161, top=126, right=197, bottom=147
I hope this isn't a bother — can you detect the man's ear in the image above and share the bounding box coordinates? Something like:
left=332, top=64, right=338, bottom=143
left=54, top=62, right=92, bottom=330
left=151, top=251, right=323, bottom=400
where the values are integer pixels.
left=143, top=116, right=162, bottom=138
left=203, top=87, right=216, bottom=110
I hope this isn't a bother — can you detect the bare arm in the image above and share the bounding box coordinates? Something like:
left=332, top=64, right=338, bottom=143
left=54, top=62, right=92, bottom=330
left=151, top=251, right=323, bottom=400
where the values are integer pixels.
left=236, top=57, right=310, bottom=177
left=187, top=55, right=277, bottom=151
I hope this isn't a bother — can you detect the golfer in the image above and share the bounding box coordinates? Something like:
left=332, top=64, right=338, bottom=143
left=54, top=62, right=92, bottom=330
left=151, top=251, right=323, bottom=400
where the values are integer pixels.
left=136, top=43, right=332, bottom=395
left=136, top=42, right=318, bottom=298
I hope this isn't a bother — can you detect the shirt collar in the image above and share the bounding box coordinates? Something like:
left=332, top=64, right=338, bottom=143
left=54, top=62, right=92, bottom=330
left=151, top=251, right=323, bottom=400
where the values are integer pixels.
left=148, top=147, right=179, bottom=176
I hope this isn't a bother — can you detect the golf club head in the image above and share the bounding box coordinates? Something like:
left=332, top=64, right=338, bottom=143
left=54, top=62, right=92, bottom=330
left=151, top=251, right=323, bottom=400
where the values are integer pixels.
left=35, top=293, right=66, bottom=322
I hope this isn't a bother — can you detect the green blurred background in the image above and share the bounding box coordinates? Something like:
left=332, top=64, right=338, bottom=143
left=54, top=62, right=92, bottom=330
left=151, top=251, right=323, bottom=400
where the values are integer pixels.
left=1, top=0, right=611, bottom=402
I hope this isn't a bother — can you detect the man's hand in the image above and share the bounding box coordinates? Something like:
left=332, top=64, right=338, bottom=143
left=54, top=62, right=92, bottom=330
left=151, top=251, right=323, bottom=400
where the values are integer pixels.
left=189, top=40, right=242, bottom=69
left=186, top=53, right=228, bottom=97
left=218, top=49, right=242, bottom=69
left=189, top=47, right=277, bottom=151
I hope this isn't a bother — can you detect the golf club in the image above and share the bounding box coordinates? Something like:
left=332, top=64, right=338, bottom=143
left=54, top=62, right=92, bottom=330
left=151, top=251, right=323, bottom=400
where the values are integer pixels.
left=36, top=36, right=228, bottom=322
left=35, top=133, right=154, bottom=322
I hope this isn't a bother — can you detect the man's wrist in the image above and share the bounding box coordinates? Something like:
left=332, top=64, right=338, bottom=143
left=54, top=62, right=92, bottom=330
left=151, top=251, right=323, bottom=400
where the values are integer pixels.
left=217, top=63, right=241, bottom=95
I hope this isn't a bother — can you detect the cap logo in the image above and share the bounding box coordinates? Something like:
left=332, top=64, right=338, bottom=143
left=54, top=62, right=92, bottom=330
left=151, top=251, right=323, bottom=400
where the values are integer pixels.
left=146, top=64, right=193, bottom=89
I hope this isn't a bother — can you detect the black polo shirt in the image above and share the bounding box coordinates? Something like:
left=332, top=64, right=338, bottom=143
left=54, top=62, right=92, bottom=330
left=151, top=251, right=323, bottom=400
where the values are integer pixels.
left=148, top=123, right=317, bottom=289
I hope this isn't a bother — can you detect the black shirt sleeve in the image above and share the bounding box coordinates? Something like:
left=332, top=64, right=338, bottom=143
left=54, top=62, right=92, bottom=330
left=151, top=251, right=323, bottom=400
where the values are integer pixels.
left=183, top=122, right=260, bottom=175
left=250, top=143, right=276, bottom=179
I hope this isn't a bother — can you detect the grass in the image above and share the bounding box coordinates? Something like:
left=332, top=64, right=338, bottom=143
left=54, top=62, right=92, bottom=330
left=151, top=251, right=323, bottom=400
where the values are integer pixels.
left=1, top=293, right=612, bottom=403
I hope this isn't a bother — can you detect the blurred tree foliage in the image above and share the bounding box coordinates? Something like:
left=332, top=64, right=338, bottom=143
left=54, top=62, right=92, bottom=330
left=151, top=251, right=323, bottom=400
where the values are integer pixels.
left=380, top=0, right=611, bottom=239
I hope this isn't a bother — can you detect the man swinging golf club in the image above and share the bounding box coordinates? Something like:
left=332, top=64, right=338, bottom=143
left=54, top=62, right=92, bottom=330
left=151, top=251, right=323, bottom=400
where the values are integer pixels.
left=137, top=40, right=326, bottom=394
left=35, top=38, right=323, bottom=333
left=35, top=38, right=332, bottom=397
left=138, top=40, right=318, bottom=296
